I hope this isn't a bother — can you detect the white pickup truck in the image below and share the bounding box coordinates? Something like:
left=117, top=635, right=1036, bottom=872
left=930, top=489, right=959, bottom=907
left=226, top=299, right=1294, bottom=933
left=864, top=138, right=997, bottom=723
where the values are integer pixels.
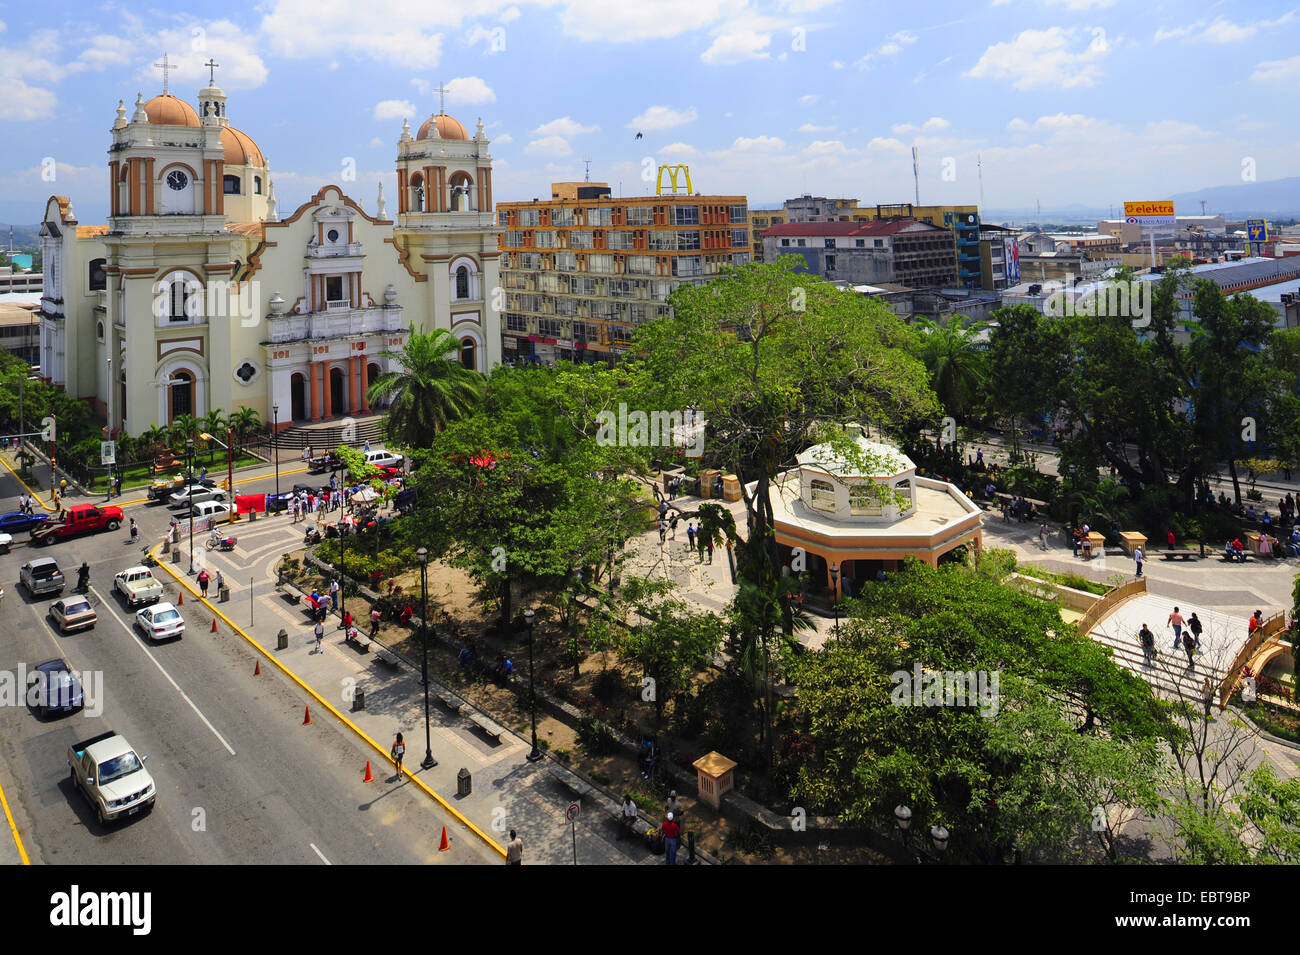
left=68, top=730, right=157, bottom=825
left=114, top=566, right=164, bottom=608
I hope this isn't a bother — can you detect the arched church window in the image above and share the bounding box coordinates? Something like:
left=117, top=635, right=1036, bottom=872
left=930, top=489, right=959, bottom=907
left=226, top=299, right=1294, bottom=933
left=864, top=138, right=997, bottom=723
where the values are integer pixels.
left=254, top=176, right=262, bottom=195
left=455, top=266, right=469, bottom=300
left=460, top=339, right=476, bottom=370
left=223, top=175, right=241, bottom=195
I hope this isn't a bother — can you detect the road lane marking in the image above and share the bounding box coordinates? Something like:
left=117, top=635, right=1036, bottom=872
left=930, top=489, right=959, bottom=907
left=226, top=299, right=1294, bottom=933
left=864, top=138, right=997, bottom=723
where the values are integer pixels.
left=89, top=586, right=237, bottom=757
left=310, top=843, right=332, bottom=865
left=0, top=774, right=30, bottom=865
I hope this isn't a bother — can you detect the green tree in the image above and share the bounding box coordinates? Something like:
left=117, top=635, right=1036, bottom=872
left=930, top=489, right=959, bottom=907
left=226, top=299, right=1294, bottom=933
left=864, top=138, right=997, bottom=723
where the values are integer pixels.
left=622, top=598, right=725, bottom=727
left=909, top=315, right=989, bottom=419
left=366, top=325, right=484, bottom=447
left=229, top=405, right=262, bottom=448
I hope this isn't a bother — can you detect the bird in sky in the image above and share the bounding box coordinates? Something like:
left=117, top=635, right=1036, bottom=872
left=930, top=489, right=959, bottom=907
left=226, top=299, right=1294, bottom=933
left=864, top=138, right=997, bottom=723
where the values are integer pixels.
left=635, top=131, right=643, bottom=140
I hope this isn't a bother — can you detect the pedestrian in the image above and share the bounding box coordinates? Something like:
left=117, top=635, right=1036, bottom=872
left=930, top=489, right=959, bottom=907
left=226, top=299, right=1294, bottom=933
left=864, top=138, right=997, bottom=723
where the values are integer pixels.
left=1167, top=530, right=1176, bottom=549
left=215, top=569, right=224, bottom=595
left=706, top=540, right=713, bottom=564
left=658, top=520, right=666, bottom=544
left=619, top=795, right=638, bottom=840
left=197, top=568, right=210, bottom=597
left=1183, top=624, right=1198, bottom=670
left=1133, top=545, right=1144, bottom=578
left=687, top=522, right=696, bottom=551
left=505, top=829, right=523, bottom=865
left=391, top=732, right=405, bottom=780
left=975, top=448, right=983, bottom=468
left=370, top=607, right=381, bottom=638
left=313, top=619, right=324, bottom=654
left=1188, top=612, right=1203, bottom=654
left=1248, top=609, right=1263, bottom=635
left=665, top=789, right=684, bottom=824
left=329, top=578, right=340, bottom=611
left=662, top=812, right=681, bottom=865
left=129, top=517, right=138, bottom=543
left=1201, top=676, right=1215, bottom=718
left=1168, top=606, right=1185, bottom=649
left=670, top=515, right=678, bottom=540
left=1038, top=522, right=1049, bottom=550
left=1138, top=623, right=1156, bottom=667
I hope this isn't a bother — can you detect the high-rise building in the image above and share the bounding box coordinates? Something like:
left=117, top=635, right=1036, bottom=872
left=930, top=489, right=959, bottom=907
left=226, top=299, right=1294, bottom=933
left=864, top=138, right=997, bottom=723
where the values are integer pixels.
left=851, top=203, right=981, bottom=289
left=748, top=209, right=787, bottom=262
left=496, top=178, right=748, bottom=364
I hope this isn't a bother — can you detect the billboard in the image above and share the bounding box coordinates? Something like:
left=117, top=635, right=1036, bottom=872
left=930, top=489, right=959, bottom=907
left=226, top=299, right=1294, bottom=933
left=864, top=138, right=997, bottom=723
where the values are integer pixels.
left=1005, top=239, right=1020, bottom=285
left=1124, top=201, right=1174, bottom=217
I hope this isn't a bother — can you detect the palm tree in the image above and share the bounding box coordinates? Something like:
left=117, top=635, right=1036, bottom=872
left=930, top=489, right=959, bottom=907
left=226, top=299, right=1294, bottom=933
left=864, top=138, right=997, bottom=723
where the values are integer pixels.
left=911, top=316, right=990, bottom=420
left=366, top=324, right=484, bottom=447
left=169, top=413, right=200, bottom=450
left=139, top=424, right=168, bottom=458
left=229, top=405, right=262, bottom=449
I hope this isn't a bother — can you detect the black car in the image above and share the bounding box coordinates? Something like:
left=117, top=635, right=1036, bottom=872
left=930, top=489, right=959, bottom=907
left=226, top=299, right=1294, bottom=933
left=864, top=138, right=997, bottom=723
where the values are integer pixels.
left=0, top=511, right=50, bottom=535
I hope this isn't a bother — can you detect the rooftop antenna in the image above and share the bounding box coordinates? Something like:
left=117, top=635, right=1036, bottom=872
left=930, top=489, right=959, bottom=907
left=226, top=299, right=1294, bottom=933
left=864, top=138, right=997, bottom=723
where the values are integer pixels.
left=912, top=145, right=920, bottom=206
left=583, top=159, right=591, bottom=182
left=977, top=153, right=985, bottom=211
left=1201, top=199, right=1207, bottom=216
left=154, top=52, right=172, bottom=95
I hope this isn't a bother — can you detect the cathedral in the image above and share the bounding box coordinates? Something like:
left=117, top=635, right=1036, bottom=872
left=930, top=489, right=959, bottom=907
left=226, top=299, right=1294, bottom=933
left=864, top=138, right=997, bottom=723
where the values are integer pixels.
left=39, top=68, right=502, bottom=436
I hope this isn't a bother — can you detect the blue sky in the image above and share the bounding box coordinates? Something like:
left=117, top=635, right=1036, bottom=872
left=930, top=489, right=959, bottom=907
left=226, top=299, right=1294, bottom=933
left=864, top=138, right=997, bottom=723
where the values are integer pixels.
left=1, top=0, right=1298, bottom=226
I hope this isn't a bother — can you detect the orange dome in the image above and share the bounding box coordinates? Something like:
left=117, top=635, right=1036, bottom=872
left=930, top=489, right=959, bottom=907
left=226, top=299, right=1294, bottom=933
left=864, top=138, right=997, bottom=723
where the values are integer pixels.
left=143, top=93, right=200, bottom=127
left=416, top=112, right=468, bottom=141
left=220, top=125, right=265, bottom=166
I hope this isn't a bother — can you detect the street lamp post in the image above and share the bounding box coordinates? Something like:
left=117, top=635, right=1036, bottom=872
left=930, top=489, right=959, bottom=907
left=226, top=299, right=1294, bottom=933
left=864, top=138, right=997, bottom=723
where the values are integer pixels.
left=186, top=438, right=195, bottom=574
left=271, top=404, right=280, bottom=498
left=199, top=430, right=236, bottom=525
left=417, top=547, right=437, bottom=770
left=829, top=564, right=840, bottom=636
left=105, top=356, right=114, bottom=502
left=524, top=607, right=542, bottom=762
left=894, top=804, right=912, bottom=858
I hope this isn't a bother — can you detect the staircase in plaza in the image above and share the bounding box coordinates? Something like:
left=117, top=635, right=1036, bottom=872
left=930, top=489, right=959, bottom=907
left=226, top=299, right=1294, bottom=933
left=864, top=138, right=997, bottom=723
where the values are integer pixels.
left=272, top=413, right=389, bottom=451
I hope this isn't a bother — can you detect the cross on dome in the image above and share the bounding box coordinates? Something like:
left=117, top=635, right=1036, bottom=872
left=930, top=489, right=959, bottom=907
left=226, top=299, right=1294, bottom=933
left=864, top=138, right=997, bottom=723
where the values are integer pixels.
left=433, top=81, right=449, bottom=114
left=204, top=58, right=220, bottom=85
left=154, top=53, right=172, bottom=94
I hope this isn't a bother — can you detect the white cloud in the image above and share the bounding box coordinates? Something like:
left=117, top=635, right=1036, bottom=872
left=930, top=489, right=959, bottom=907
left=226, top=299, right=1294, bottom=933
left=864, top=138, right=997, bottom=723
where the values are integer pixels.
left=867, top=137, right=908, bottom=152
left=560, top=0, right=743, bottom=42
left=501, top=6, right=521, bottom=23
left=533, top=116, right=598, bottom=136
left=628, top=105, right=698, bottom=131
left=1157, top=12, right=1296, bottom=44
left=830, top=59, right=843, bottom=69
left=660, top=142, right=698, bottom=157
left=143, top=21, right=270, bottom=89
left=731, top=135, right=785, bottom=150
left=525, top=135, right=573, bottom=158
left=494, top=132, right=513, bottom=144
left=923, top=116, right=950, bottom=130
left=411, top=78, right=429, bottom=95
left=464, top=25, right=507, bottom=53
left=996, top=0, right=1115, bottom=6
left=1006, top=117, right=1030, bottom=131
left=369, top=137, right=384, bottom=148
left=701, top=29, right=772, bottom=64
left=1251, top=54, right=1300, bottom=83
left=798, top=94, right=818, bottom=105
left=447, top=75, right=495, bottom=104
left=892, top=117, right=950, bottom=135
left=374, top=99, right=417, bottom=121
left=803, top=140, right=851, bottom=156
left=965, top=26, right=1111, bottom=89
left=798, top=122, right=834, bottom=132
left=854, top=29, right=918, bottom=69
left=258, top=0, right=447, bottom=68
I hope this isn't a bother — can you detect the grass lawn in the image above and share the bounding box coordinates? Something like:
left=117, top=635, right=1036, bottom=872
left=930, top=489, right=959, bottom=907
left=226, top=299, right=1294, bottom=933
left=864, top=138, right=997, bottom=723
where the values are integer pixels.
left=89, top=449, right=265, bottom=492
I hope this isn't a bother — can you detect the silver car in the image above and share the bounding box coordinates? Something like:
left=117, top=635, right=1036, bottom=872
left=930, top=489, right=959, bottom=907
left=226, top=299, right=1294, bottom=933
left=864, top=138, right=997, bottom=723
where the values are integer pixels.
left=20, top=558, right=65, bottom=597
left=135, top=601, right=184, bottom=641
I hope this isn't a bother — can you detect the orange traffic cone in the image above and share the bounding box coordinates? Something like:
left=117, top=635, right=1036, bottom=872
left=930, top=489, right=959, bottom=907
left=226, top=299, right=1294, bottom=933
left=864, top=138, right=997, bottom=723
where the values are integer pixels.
left=438, top=826, right=450, bottom=851
left=302, top=705, right=312, bottom=725
left=254, top=660, right=261, bottom=676
left=210, top=617, right=218, bottom=632
left=177, top=591, right=183, bottom=605
left=363, top=760, right=373, bottom=782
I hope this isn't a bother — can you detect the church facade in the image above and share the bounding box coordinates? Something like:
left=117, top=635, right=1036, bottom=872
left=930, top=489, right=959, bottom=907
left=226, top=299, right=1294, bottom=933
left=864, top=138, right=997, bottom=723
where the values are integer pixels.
left=39, top=76, right=502, bottom=437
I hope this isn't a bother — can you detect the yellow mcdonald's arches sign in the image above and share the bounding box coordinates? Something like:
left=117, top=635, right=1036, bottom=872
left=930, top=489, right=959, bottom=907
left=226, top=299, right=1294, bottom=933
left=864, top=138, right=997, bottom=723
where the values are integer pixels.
left=1123, top=200, right=1174, bottom=217
left=656, top=164, right=693, bottom=196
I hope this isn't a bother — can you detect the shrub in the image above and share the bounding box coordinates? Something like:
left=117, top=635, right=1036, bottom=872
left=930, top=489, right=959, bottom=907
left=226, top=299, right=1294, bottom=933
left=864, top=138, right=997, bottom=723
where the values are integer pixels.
left=592, top=668, right=626, bottom=704
left=576, top=716, right=619, bottom=756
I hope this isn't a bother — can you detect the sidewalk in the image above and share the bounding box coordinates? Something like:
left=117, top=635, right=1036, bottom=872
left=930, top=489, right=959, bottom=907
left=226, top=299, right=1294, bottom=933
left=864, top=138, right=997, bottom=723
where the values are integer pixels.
left=153, top=549, right=667, bottom=865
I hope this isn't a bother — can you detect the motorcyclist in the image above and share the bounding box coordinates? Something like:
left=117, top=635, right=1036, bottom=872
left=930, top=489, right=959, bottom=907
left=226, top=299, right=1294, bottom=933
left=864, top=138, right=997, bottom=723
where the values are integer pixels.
left=76, top=562, right=90, bottom=591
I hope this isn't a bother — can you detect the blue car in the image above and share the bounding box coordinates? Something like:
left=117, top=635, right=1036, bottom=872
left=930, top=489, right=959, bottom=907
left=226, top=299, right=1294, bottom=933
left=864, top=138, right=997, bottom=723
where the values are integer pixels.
left=0, top=511, right=49, bottom=535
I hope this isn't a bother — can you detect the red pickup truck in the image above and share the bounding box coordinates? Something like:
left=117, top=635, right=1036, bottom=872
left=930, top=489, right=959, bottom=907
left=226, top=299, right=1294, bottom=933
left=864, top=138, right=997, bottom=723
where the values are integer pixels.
left=32, top=503, right=124, bottom=545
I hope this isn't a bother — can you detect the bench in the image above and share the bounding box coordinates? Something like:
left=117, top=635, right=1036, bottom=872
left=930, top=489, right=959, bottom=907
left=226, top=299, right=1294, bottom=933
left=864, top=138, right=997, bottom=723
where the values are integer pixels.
left=437, top=691, right=463, bottom=714
left=1160, top=550, right=1198, bottom=561
left=344, top=628, right=371, bottom=653
left=553, top=772, right=593, bottom=800
left=1220, top=552, right=1254, bottom=563
left=374, top=648, right=400, bottom=667
left=278, top=583, right=304, bottom=605
left=468, top=712, right=506, bottom=742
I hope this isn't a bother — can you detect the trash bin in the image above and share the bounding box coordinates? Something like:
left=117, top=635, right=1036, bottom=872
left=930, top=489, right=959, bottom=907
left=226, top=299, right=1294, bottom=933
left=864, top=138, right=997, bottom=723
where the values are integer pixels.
left=352, top=689, right=365, bottom=712
left=218, top=585, right=230, bottom=603
left=276, top=628, right=289, bottom=650
left=457, top=768, right=472, bottom=797
left=172, top=547, right=181, bottom=563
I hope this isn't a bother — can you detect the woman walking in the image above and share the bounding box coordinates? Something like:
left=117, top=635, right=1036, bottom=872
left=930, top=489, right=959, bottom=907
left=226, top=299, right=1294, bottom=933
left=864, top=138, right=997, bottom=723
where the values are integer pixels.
left=391, top=732, right=406, bottom=780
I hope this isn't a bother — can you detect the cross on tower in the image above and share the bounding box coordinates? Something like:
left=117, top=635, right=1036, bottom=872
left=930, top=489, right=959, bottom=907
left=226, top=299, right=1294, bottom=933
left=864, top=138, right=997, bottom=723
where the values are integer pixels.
left=154, top=53, right=172, bottom=94
left=433, top=81, right=449, bottom=114
left=204, top=58, right=220, bottom=85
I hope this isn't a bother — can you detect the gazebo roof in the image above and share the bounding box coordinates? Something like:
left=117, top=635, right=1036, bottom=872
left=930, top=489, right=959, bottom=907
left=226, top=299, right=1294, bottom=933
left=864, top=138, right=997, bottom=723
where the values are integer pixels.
left=795, top=435, right=914, bottom=480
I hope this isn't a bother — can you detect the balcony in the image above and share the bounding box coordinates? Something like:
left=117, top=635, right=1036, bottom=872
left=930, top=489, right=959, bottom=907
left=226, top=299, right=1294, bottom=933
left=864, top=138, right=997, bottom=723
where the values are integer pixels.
left=266, top=305, right=404, bottom=344
left=307, top=242, right=364, bottom=258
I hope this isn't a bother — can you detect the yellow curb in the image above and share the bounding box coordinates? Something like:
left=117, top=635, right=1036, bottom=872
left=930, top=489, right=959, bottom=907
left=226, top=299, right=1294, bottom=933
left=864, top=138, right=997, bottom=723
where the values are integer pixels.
left=0, top=772, right=30, bottom=865
left=111, top=465, right=316, bottom=510
left=148, top=545, right=505, bottom=859
left=0, top=455, right=57, bottom=512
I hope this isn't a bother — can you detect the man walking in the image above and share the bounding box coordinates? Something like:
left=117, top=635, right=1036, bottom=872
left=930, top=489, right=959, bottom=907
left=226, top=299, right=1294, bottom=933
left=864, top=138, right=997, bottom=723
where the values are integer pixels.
left=1188, top=612, right=1203, bottom=655
left=1038, top=522, right=1049, bottom=550
left=329, top=578, right=340, bottom=611
left=686, top=522, right=696, bottom=552
left=1183, top=623, right=1198, bottom=670
left=313, top=619, right=324, bottom=654
left=129, top=517, right=138, bottom=544
left=505, top=829, right=524, bottom=865
left=1168, top=606, right=1185, bottom=650
left=619, top=795, right=638, bottom=840
left=1133, top=545, right=1144, bottom=578
left=1138, top=623, right=1156, bottom=667
left=661, top=812, right=681, bottom=865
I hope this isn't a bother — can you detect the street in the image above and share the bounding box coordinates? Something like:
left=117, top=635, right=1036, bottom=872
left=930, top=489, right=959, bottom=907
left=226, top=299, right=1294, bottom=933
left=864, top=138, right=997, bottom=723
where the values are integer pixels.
left=0, top=460, right=499, bottom=865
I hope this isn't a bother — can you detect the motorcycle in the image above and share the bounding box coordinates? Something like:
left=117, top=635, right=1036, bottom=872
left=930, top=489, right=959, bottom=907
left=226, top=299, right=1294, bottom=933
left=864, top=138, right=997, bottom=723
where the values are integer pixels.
left=206, top=535, right=237, bottom=552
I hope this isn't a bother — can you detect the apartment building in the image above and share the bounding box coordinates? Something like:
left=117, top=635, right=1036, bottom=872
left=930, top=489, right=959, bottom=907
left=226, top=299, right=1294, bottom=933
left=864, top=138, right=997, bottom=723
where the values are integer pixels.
left=761, top=220, right=957, bottom=289
left=748, top=209, right=787, bottom=262
left=851, top=203, right=981, bottom=288
left=497, top=182, right=749, bottom=364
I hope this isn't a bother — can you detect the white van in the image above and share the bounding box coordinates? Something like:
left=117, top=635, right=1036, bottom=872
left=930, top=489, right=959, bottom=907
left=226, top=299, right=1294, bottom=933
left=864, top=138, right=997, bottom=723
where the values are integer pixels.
left=364, top=449, right=404, bottom=470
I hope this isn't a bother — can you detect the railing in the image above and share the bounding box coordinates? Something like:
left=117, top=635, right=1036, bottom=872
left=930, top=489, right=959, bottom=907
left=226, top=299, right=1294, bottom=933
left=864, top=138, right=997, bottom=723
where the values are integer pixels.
left=1219, top=609, right=1288, bottom=707
left=267, top=306, right=405, bottom=343
left=1075, top=577, right=1147, bottom=640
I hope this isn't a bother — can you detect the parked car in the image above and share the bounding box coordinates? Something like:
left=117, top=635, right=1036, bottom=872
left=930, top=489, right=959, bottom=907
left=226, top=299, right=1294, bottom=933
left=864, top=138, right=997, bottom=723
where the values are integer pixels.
left=0, top=511, right=50, bottom=535
left=189, top=500, right=232, bottom=522
left=135, top=601, right=184, bottom=641
left=169, top=485, right=226, bottom=508
left=28, top=658, right=84, bottom=716
left=363, top=449, right=404, bottom=470
left=0, top=532, right=10, bottom=555
left=49, top=595, right=97, bottom=633
left=20, top=557, right=65, bottom=597
left=114, top=566, right=164, bottom=608
left=30, top=504, right=123, bottom=545
left=68, top=730, right=156, bottom=824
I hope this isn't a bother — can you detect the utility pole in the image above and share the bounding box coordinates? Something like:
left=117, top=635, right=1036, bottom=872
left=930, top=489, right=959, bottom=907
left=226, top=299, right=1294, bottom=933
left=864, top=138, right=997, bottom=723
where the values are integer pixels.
left=912, top=146, right=920, bottom=206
